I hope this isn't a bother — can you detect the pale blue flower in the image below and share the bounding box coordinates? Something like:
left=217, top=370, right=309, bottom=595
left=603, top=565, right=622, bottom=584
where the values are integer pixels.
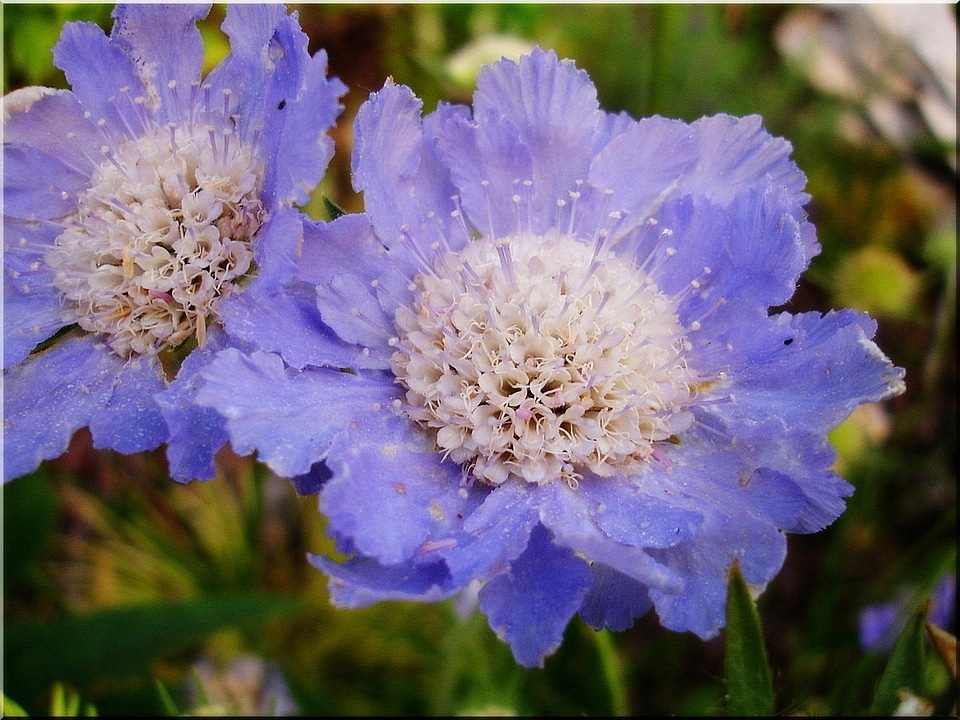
left=3, top=4, right=345, bottom=482
left=198, top=48, right=906, bottom=667
left=860, top=574, right=956, bottom=651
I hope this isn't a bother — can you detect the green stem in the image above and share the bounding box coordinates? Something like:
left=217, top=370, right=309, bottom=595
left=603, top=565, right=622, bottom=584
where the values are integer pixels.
left=594, top=629, right=629, bottom=716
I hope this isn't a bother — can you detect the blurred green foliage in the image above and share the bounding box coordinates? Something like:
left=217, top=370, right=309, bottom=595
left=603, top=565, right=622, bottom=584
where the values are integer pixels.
left=3, top=3, right=956, bottom=716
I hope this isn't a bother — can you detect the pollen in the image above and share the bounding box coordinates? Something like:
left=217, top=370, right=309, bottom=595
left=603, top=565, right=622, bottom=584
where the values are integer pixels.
left=47, top=120, right=264, bottom=358
left=391, top=231, right=700, bottom=487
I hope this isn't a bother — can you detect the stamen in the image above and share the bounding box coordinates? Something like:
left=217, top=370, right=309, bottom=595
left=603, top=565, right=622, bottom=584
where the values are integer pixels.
left=495, top=237, right=516, bottom=286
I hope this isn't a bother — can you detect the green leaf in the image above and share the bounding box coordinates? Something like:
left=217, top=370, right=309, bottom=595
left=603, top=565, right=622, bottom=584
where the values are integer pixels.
left=723, top=560, right=775, bottom=716
left=2, top=693, right=30, bottom=717
left=4, top=592, right=302, bottom=709
left=321, top=196, right=347, bottom=221
left=3, top=472, right=58, bottom=592
left=869, top=600, right=929, bottom=716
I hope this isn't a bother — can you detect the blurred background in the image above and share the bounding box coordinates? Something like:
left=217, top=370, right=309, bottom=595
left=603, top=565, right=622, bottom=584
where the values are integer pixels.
left=3, top=3, right=956, bottom=716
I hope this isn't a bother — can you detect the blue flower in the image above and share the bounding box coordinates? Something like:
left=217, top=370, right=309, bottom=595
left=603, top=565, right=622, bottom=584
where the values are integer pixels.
left=859, top=574, right=956, bottom=652
left=3, top=4, right=345, bottom=482
left=197, top=48, right=906, bottom=667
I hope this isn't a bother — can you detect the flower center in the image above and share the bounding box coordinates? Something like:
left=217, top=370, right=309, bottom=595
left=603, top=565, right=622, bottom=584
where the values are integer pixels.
left=48, top=121, right=264, bottom=358
left=391, top=231, right=699, bottom=487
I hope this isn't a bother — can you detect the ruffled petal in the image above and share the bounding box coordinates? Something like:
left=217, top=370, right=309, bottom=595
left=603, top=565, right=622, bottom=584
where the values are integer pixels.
left=195, top=350, right=398, bottom=478
left=295, top=215, right=398, bottom=358
left=321, top=409, right=476, bottom=565
left=248, top=205, right=304, bottom=292
left=593, top=109, right=636, bottom=153
left=88, top=354, right=167, bottom=454
left=259, top=39, right=345, bottom=207
left=310, top=554, right=457, bottom=608
left=109, top=4, right=208, bottom=126
left=3, top=335, right=122, bottom=482
left=643, top=431, right=813, bottom=536
left=3, top=217, right=67, bottom=367
left=3, top=144, right=85, bottom=221
left=436, top=110, right=534, bottom=239
left=438, top=481, right=540, bottom=586
left=704, top=416, right=853, bottom=534
left=155, top=327, right=234, bottom=482
left=352, top=81, right=424, bottom=240
left=710, top=309, right=906, bottom=431
left=649, top=513, right=787, bottom=639
left=352, top=83, right=464, bottom=253
left=478, top=523, right=593, bottom=668
left=646, top=187, right=812, bottom=326
left=535, top=480, right=685, bottom=594
left=572, top=476, right=705, bottom=550
left=208, top=5, right=344, bottom=206
left=440, top=48, right=608, bottom=240
left=298, top=214, right=387, bottom=290
left=206, top=3, right=288, bottom=130
left=683, top=114, right=810, bottom=209
left=473, top=47, right=599, bottom=213
left=589, top=115, right=698, bottom=224
left=52, top=20, right=146, bottom=142
left=579, top=563, right=653, bottom=632
left=218, top=280, right=379, bottom=371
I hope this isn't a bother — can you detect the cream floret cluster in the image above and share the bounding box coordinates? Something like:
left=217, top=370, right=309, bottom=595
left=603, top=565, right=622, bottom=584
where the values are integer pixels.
left=392, top=230, right=699, bottom=487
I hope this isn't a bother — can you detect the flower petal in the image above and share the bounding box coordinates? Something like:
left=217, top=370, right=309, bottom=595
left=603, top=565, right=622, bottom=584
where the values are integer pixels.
left=478, top=523, right=593, bottom=668
left=649, top=512, right=787, bottom=639
left=352, top=82, right=464, bottom=252
left=109, top=3, right=208, bottom=126
left=648, top=187, right=812, bottom=325
left=473, top=47, right=599, bottom=209
left=536, top=480, right=686, bottom=594
left=589, top=115, right=698, bottom=223
left=310, top=554, right=456, bottom=608
left=209, top=5, right=345, bottom=206
left=218, top=280, right=378, bottom=371
left=155, top=328, right=233, bottom=482
left=295, top=215, right=399, bottom=358
left=579, top=563, right=653, bottom=632
left=3, top=335, right=121, bottom=482
left=52, top=19, right=146, bottom=141
left=88, top=354, right=167, bottom=454
left=321, top=409, right=476, bottom=565
left=705, top=416, right=853, bottom=534
left=249, top=207, right=304, bottom=292
left=196, top=350, right=398, bottom=478
left=684, top=114, right=810, bottom=208
left=436, top=110, right=534, bottom=239
left=439, top=481, right=540, bottom=586
left=3, top=88, right=98, bottom=179
left=3, top=217, right=67, bottom=367
left=713, top=309, right=907, bottom=431
left=3, top=144, right=87, bottom=221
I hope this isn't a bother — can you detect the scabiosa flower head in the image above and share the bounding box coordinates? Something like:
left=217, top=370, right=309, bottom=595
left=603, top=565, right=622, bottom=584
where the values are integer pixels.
left=3, top=4, right=346, bottom=482
left=197, top=48, right=906, bottom=667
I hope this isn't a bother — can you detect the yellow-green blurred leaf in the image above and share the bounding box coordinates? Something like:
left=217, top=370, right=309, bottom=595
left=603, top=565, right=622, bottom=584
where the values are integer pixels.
left=832, top=245, right=921, bottom=319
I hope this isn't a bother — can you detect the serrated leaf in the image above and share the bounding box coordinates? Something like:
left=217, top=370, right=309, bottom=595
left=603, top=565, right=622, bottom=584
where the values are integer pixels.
left=724, top=560, right=775, bottom=716
left=870, top=600, right=929, bottom=716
